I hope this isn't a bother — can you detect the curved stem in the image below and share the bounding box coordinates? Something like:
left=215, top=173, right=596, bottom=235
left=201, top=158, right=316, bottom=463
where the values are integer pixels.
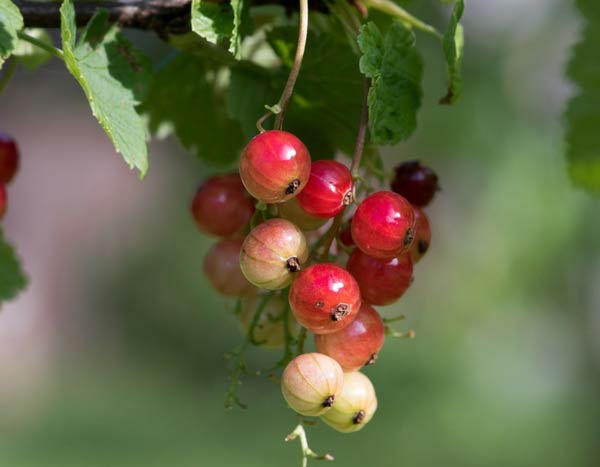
left=0, top=59, right=17, bottom=94
left=285, top=424, right=334, bottom=467
left=16, top=30, right=64, bottom=60
left=273, top=0, right=309, bottom=129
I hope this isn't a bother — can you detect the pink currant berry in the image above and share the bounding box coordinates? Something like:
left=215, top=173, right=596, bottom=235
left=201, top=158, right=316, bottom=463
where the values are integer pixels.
left=203, top=238, right=256, bottom=297
left=239, top=295, right=299, bottom=349
left=191, top=173, right=255, bottom=238
left=296, top=160, right=353, bottom=218
left=351, top=191, right=415, bottom=260
left=339, top=218, right=354, bottom=247
left=0, top=184, right=6, bottom=220
left=281, top=353, right=344, bottom=416
left=410, top=207, right=431, bottom=263
left=240, top=218, right=308, bottom=290
left=346, top=248, right=413, bottom=306
left=320, top=371, right=377, bottom=433
left=278, top=197, right=328, bottom=231
left=239, top=130, right=311, bottom=203
left=0, top=133, right=19, bottom=185
left=315, top=303, right=384, bottom=371
left=391, top=160, right=439, bottom=207
left=289, top=263, right=361, bottom=334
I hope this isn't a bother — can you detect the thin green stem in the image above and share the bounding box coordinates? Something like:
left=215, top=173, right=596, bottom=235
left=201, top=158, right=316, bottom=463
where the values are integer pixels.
left=0, top=59, right=17, bottom=94
left=362, top=0, right=442, bottom=39
left=17, top=30, right=64, bottom=60
left=285, top=424, right=334, bottom=467
left=296, top=327, right=307, bottom=355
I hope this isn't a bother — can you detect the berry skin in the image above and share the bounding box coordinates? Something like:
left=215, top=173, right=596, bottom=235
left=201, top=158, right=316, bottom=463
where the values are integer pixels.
left=296, top=160, right=353, bottom=218
left=240, top=218, right=308, bottom=290
left=391, top=161, right=439, bottom=207
left=339, top=218, right=354, bottom=247
left=346, top=248, right=413, bottom=306
left=320, top=371, right=377, bottom=433
left=351, top=191, right=415, bottom=260
left=191, top=173, right=255, bottom=238
left=0, top=133, right=19, bottom=185
left=239, top=130, right=311, bottom=203
left=0, top=184, right=6, bottom=220
left=239, top=295, right=299, bottom=349
left=278, top=197, right=328, bottom=232
left=410, top=207, right=431, bottom=263
left=203, top=238, right=256, bottom=297
left=315, top=303, right=384, bottom=371
left=289, top=263, right=361, bottom=334
left=281, top=353, right=344, bottom=416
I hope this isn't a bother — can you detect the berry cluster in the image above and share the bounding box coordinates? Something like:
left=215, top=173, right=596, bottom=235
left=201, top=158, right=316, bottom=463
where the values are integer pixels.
left=0, top=133, right=20, bottom=221
left=192, top=130, right=438, bottom=433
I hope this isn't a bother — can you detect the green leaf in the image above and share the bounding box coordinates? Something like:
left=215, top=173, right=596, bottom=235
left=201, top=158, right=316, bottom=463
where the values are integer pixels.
left=440, top=0, right=464, bottom=104
left=191, top=0, right=246, bottom=59
left=13, top=28, right=53, bottom=70
left=60, top=0, right=151, bottom=177
left=0, top=0, right=24, bottom=69
left=142, top=53, right=244, bottom=166
left=0, top=228, right=27, bottom=304
left=564, top=0, right=600, bottom=193
left=229, top=0, right=244, bottom=59
left=358, top=21, right=423, bottom=145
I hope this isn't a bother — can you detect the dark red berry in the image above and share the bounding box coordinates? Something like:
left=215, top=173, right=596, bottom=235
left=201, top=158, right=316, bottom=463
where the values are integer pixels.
left=410, top=207, right=431, bottom=263
left=203, top=238, right=256, bottom=297
left=0, top=133, right=19, bottom=185
left=315, top=303, right=385, bottom=371
left=346, top=248, right=413, bottom=306
left=339, top=218, right=354, bottom=247
left=390, top=161, right=439, bottom=207
left=289, top=263, right=361, bottom=334
left=191, top=173, right=255, bottom=238
left=0, top=184, right=6, bottom=220
left=296, top=160, right=353, bottom=218
left=351, top=191, right=415, bottom=260
left=239, top=130, right=311, bottom=203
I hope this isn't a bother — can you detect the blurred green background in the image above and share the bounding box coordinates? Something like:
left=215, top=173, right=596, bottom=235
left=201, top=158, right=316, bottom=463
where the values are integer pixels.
left=1, top=1, right=599, bottom=466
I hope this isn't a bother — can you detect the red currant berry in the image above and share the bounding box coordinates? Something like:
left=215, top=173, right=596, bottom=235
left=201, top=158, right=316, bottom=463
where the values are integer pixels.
left=239, top=295, right=299, bottom=349
left=339, top=218, right=354, bottom=247
left=191, top=173, right=255, bottom=238
left=296, top=160, right=353, bottom=218
left=315, top=303, right=384, bottom=371
left=0, top=184, right=6, bottom=220
left=281, top=353, right=344, bottom=416
left=0, top=133, right=19, bottom=185
left=410, top=207, right=431, bottom=263
left=240, top=218, right=308, bottom=290
left=351, top=191, right=415, bottom=260
left=391, top=161, right=439, bottom=206
left=346, top=248, right=413, bottom=306
left=278, top=197, right=327, bottom=231
left=320, top=371, right=377, bottom=433
left=239, top=130, right=311, bottom=203
left=203, top=238, right=256, bottom=297
left=289, top=263, right=361, bottom=334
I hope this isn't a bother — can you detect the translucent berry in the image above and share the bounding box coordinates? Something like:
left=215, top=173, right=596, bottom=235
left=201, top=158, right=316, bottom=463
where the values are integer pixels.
left=0, top=133, right=19, bottom=185
left=191, top=173, right=255, bottom=238
left=279, top=197, right=328, bottom=232
left=281, top=353, right=344, bottom=416
left=289, top=263, right=361, bottom=334
left=391, top=161, right=439, bottom=207
left=239, top=130, right=311, bottom=203
left=410, top=207, right=431, bottom=263
left=240, top=218, right=308, bottom=290
left=320, top=371, right=377, bottom=433
left=203, top=238, right=255, bottom=297
left=315, top=303, right=384, bottom=371
left=351, top=191, right=415, bottom=260
left=239, top=295, right=299, bottom=349
left=296, top=160, right=353, bottom=218
left=0, top=184, right=6, bottom=220
left=346, top=248, right=413, bottom=306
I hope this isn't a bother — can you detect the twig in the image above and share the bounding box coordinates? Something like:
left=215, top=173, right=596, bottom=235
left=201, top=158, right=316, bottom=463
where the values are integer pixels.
left=16, top=30, right=64, bottom=60
left=285, top=424, right=334, bottom=467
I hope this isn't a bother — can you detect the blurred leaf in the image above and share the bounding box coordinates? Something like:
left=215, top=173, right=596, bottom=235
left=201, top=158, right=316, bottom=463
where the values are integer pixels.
left=358, top=21, right=423, bottom=145
left=0, top=228, right=26, bottom=303
left=13, top=28, right=52, bottom=70
left=0, top=0, right=23, bottom=69
left=191, top=0, right=246, bottom=59
left=565, top=0, right=600, bottom=193
left=440, top=0, right=464, bottom=104
left=143, top=53, right=244, bottom=166
left=60, top=0, right=151, bottom=177
left=229, top=0, right=245, bottom=59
